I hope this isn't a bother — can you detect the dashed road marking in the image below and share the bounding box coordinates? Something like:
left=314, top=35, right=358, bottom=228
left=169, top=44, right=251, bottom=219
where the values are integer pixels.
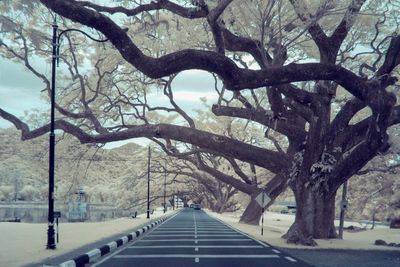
left=128, top=245, right=264, bottom=249
left=285, top=256, right=297, bottom=262
left=148, top=234, right=242, bottom=237
left=114, top=254, right=281, bottom=259
left=137, top=239, right=252, bottom=242
left=272, top=249, right=281, bottom=254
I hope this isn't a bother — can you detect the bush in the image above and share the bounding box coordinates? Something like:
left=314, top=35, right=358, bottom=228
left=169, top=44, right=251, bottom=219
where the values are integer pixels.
left=19, top=185, right=39, bottom=201
left=0, top=186, right=14, bottom=201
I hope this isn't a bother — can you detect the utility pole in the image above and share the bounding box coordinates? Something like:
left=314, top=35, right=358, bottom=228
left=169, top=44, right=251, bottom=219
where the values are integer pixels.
left=147, top=146, right=151, bottom=219
left=163, top=159, right=167, bottom=214
left=338, top=181, right=348, bottom=239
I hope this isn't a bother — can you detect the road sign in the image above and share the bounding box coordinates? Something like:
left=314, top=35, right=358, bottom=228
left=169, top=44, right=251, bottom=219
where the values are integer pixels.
left=255, top=192, right=270, bottom=208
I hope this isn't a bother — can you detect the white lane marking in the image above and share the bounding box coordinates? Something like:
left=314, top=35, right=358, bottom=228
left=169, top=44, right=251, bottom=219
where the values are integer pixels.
left=197, top=228, right=234, bottom=230
left=91, top=211, right=181, bottom=267
left=196, top=224, right=227, bottom=226
left=148, top=234, right=242, bottom=237
left=285, top=256, right=297, bottom=262
left=193, top=211, right=198, bottom=243
left=195, top=257, right=199, bottom=263
left=272, top=249, right=281, bottom=254
left=195, top=247, right=199, bottom=251
left=153, top=230, right=234, bottom=232
left=128, top=245, right=264, bottom=248
left=137, top=239, right=253, bottom=242
left=114, top=254, right=280, bottom=259
left=208, top=212, right=271, bottom=248
left=153, top=230, right=235, bottom=232
left=158, top=228, right=229, bottom=230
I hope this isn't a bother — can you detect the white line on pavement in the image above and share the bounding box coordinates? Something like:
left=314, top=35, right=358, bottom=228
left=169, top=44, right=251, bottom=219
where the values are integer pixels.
left=152, top=230, right=235, bottom=233
left=209, top=214, right=271, bottom=248
left=272, top=249, right=281, bottom=254
left=157, top=227, right=229, bottom=230
left=114, top=254, right=281, bottom=259
left=285, top=256, right=297, bottom=262
left=137, top=239, right=253, bottom=242
left=148, top=234, right=242, bottom=238
left=128, top=245, right=264, bottom=248
left=148, top=234, right=242, bottom=237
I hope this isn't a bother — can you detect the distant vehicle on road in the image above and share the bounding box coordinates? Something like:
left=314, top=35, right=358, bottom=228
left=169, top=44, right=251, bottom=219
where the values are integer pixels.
left=189, top=204, right=194, bottom=208
left=193, top=204, right=201, bottom=210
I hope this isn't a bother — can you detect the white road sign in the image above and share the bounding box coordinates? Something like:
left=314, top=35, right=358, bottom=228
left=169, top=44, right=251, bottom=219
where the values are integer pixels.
left=255, top=192, right=271, bottom=208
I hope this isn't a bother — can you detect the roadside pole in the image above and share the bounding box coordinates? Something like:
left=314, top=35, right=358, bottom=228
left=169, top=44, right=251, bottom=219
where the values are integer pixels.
left=338, top=181, right=348, bottom=239
left=255, top=191, right=270, bottom=236
left=261, top=208, right=265, bottom=235
left=147, top=146, right=151, bottom=219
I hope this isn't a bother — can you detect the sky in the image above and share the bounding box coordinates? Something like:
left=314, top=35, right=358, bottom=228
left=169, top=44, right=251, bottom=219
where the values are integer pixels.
left=0, top=57, right=219, bottom=148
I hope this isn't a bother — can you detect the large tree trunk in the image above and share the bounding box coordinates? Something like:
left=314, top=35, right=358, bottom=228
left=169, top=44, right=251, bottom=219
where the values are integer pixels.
left=239, top=174, right=288, bottom=225
left=239, top=197, right=262, bottom=225
left=282, top=183, right=337, bottom=246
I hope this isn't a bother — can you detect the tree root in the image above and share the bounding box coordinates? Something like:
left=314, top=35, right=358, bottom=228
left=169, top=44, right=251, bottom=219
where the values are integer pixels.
left=282, top=228, right=318, bottom=246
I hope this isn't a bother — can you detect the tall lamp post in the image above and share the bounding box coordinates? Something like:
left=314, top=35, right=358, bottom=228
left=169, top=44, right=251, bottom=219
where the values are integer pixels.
left=147, top=146, right=151, bottom=219
left=47, top=17, right=108, bottom=250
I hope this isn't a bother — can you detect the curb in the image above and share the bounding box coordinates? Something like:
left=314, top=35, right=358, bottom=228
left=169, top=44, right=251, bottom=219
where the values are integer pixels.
left=56, top=215, right=172, bottom=267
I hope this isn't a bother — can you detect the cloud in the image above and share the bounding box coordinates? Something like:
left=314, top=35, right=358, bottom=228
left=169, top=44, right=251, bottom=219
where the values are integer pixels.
left=173, top=91, right=217, bottom=101
left=0, top=58, right=44, bottom=90
left=171, top=70, right=220, bottom=92
left=0, top=85, right=47, bottom=115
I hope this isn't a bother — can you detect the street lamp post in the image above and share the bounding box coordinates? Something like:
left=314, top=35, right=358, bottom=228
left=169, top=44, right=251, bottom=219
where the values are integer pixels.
left=47, top=17, right=108, bottom=250
left=147, top=146, right=151, bottom=219
left=47, top=20, right=58, bottom=250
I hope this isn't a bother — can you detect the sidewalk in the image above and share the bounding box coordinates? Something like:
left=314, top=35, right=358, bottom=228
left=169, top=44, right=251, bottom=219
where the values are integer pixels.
left=0, top=209, right=176, bottom=267
left=206, top=210, right=400, bottom=250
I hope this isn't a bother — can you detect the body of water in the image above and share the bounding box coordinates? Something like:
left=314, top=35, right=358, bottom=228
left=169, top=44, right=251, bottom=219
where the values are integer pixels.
left=0, top=201, right=129, bottom=223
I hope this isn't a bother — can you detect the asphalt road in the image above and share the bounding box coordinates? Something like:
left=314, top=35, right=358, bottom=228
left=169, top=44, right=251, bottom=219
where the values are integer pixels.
left=279, top=247, right=400, bottom=267
left=93, top=209, right=313, bottom=267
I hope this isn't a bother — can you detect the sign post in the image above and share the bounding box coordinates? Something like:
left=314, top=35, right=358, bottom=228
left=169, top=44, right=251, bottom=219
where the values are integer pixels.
left=54, top=211, right=61, bottom=243
left=255, top=192, right=271, bottom=236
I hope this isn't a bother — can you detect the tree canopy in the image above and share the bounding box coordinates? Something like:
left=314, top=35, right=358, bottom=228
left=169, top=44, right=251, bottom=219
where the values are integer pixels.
left=0, top=0, right=399, bottom=245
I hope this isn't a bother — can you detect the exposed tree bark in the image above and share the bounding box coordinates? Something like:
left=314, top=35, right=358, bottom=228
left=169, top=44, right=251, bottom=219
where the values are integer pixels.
left=240, top=196, right=263, bottom=225
left=283, top=179, right=337, bottom=246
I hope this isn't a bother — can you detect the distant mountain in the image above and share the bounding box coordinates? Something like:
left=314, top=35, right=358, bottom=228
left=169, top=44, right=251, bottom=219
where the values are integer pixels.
left=0, top=128, right=161, bottom=210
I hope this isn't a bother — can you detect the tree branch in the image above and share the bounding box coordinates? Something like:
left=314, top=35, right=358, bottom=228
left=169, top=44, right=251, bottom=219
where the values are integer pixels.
left=212, top=104, right=306, bottom=141
left=0, top=108, right=289, bottom=172
left=39, top=0, right=379, bottom=104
